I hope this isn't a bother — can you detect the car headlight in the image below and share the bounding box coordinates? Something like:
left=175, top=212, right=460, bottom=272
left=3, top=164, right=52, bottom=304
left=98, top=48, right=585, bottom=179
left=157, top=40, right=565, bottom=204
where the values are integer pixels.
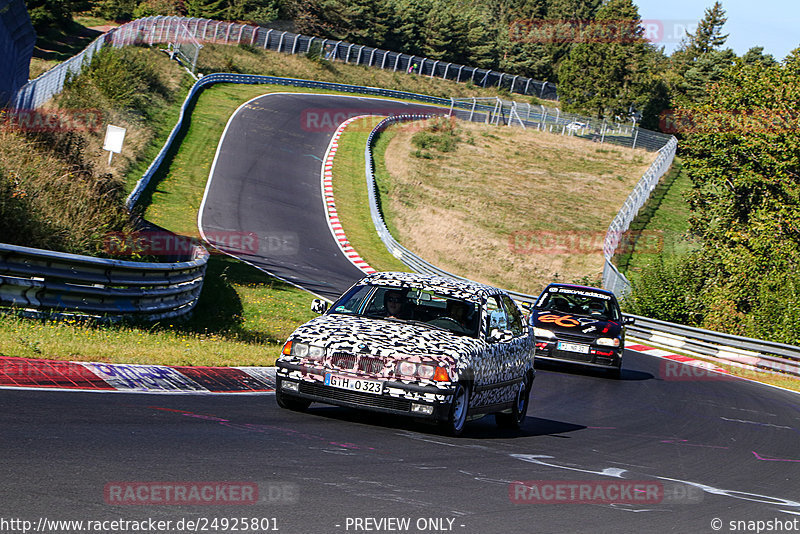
left=397, top=361, right=450, bottom=381
left=596, top=337, right=620, bottom=347
left=398, top=361, right=417, bottom=377
left=533, top=327, right=555, bottom=339
left=416, top=364, right=435, bottom=379
left=283, top=341, right=326, bottom=360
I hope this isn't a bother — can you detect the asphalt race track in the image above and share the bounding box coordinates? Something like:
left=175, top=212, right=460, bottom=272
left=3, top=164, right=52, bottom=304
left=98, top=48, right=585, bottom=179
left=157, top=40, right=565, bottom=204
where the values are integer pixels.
left=2, top=93, right=799, bottom=533
left=2, top=351, right=799, bottom=533
left=198, top=93, right=445, bottom=300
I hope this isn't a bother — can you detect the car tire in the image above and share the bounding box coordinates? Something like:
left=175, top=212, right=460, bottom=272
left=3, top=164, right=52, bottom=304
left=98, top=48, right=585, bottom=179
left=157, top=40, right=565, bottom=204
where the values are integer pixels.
left=275, top=388, right=311, bottom=412
left=607, top=364, right=622, bottom=380
left=440, top=382, right=470, bottom=437
left=495, top=375, right=531, bottom=429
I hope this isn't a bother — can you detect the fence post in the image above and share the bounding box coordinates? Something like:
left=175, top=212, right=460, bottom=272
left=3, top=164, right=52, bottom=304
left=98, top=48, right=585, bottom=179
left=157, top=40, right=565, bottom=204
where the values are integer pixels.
left=263, top=29, right=272, bottom=49
left=291, top=34, right=300, bottom=54
left=250, top=25, right=257, bottom=45
left=277, top=31, right=287, bottom=52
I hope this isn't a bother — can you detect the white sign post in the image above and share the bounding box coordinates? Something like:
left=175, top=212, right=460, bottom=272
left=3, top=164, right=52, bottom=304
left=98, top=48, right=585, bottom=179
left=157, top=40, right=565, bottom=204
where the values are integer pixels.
left=103, top=124, right=126, bottom=164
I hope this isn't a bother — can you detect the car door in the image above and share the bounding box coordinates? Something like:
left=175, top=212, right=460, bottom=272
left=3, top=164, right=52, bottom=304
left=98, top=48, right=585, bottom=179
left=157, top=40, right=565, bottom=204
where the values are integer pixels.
left=500, top=294, right=534, bottom=380
left=471, top=295, right=521, bottom=408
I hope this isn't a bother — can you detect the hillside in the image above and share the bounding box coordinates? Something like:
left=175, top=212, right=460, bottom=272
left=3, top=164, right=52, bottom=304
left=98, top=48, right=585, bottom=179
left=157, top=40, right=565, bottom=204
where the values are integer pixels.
left=376, top=118, right=655, bottom=294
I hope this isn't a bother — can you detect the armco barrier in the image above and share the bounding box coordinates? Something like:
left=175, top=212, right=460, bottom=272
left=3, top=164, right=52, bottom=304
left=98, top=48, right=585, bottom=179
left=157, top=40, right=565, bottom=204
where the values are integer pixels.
left=362, top=116, right=800, bottom=378
left=0, top=242, right=208, bottom=321
left=627, top=315, right=800, bottom=378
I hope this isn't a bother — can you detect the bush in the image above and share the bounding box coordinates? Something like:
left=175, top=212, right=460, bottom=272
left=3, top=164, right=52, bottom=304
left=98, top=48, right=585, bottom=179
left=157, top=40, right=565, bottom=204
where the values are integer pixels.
left=624, top=253, right=709, bottom=325
left=410, top=116, right=462, bottom=154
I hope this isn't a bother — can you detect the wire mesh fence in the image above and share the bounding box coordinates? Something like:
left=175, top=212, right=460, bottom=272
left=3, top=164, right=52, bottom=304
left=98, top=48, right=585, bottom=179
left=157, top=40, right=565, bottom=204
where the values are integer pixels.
left=602, top=136, right=678, bottom=298
left=11, top=15, right=673, bottom=152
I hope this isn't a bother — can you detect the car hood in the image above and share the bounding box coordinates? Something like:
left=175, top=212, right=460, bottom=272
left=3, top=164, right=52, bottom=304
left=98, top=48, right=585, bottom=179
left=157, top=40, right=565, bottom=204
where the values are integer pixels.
left=287, top=313, right=485, bottom=363
left=531, top=310, right=622, bottom=338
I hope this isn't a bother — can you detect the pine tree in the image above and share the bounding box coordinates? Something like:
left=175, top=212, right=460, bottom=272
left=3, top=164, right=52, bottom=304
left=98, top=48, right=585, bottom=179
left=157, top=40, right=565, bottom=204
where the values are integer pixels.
left=556, top=0, right=660, bottom=120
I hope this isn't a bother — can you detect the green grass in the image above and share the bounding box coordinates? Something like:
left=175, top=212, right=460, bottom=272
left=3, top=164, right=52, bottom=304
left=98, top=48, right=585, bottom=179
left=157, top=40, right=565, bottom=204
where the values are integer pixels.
left=617, top=158, right=699, bottom=277
left=330, top=118, right=409, bottom=272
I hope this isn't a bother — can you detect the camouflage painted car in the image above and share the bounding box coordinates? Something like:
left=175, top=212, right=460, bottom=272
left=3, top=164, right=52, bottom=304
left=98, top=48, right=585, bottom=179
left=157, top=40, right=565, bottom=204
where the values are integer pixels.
left=275, top=272, right=535, bottom=435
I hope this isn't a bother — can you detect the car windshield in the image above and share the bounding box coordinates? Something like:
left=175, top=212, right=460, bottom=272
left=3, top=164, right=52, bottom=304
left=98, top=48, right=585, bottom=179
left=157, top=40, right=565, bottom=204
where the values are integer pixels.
left=536, top=288, right=619, bottom=321
left=330, top=285, right=480, bottom=337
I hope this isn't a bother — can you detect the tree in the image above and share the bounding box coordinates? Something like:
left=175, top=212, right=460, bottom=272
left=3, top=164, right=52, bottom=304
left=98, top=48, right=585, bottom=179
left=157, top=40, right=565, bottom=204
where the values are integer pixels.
left=679, top=1, right=728, bottom=60
left=185, top=0, right=228, bottom=19
left=669, top=1, right=732, bottom=105
left=741, top=46, right=777, bottom=67
left=26, top=0, right=72, bottom=29
left=556, top=0, right=662, bottom=121
left=678, top=49, right=800, bottom=340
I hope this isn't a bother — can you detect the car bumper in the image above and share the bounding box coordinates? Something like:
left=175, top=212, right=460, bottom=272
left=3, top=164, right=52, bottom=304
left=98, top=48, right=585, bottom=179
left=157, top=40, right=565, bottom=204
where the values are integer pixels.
left=534, top=340, right=622, bottom=369
left=276, top=361, right=455, bottom=421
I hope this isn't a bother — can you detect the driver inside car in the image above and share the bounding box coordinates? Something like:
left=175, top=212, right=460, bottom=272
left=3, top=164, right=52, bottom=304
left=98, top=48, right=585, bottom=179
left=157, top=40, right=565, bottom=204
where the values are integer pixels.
left=381, top=290, right=412, bottom=319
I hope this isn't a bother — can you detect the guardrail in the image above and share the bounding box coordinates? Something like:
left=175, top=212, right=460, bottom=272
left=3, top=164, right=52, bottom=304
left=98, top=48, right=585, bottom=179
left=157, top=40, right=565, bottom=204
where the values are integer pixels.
left=363, top=115, right=800, bottom=379
left=627, top=314, right=800, bottom=378
left=0, top=241, right=208, bottom=321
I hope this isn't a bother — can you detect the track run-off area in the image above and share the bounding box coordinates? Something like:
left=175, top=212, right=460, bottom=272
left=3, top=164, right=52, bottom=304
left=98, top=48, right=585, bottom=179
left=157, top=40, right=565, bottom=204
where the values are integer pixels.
left=1, top=93, right=799, bottom=534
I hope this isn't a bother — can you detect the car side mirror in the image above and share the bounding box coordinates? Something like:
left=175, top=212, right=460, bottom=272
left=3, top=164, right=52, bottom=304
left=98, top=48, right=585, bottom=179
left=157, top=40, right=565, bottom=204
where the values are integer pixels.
left=489, top=328, right=514, bottom=343
left=311, top=299, right=328, bottom=314
left=623, top=316, right=635, bottom=325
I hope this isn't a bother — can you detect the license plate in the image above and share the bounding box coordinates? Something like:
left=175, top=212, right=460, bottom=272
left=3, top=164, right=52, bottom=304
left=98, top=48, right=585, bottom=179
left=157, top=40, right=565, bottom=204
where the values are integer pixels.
left=324, top=373, right=383, bottom=394
left=557, top=341, right=590, bottom=354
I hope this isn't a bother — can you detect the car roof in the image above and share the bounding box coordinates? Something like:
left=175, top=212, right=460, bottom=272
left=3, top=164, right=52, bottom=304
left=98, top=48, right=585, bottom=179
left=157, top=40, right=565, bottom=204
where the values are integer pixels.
left=360, top=272, right=502, bottom=301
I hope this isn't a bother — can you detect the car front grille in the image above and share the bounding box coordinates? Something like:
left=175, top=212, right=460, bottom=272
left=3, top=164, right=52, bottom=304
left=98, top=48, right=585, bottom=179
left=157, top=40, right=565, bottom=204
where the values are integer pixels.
left=298, top=382, right=411, bottom=412
left=358, top=356, right=384, bottom=374
left=331, top=352, right=357, bottom=370
left=557, top=332, right=596, bottom=343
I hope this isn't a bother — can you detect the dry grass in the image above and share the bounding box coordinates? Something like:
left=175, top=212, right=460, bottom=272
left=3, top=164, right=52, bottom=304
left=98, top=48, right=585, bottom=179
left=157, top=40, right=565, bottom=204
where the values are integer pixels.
left=380, top=119, right=655, bottom=295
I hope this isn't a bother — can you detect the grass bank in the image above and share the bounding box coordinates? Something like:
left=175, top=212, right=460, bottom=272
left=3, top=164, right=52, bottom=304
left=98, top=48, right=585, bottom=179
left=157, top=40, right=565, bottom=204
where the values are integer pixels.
left=329, top=117, right=408, bottom=272
left=616, top=159, right=699, bottom=277
left=374, top=118, right=656, bottom=295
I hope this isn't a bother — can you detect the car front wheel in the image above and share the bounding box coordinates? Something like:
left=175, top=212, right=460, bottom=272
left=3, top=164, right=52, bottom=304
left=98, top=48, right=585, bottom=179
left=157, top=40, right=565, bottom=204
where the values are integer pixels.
left=440, top=382, right=470, bottom=436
